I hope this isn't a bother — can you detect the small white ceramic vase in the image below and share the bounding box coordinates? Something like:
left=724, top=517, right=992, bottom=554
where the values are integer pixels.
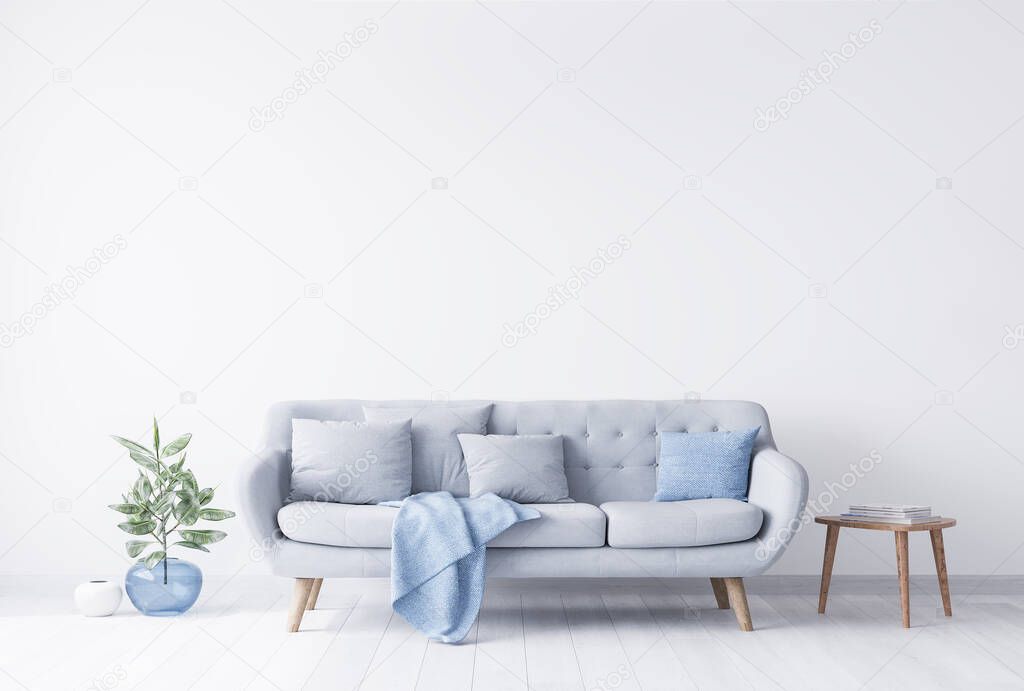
left=74, top=580, right=122, bottom=617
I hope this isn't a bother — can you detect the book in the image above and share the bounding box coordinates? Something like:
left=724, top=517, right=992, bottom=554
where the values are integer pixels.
left=847, top=504, right=931, bottom=518
left=840, top=514, right=942, bottom=525
left=849, top=504, right=930, bottom=512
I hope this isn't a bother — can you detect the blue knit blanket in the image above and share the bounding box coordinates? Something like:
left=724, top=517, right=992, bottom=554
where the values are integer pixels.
left=383, top=491, right=539, bottom=643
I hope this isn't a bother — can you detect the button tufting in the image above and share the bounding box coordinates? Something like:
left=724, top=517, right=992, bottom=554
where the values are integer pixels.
left=617, top=431, right=624, bottom=437
left=652, top=431, right=658, bottom=436
left=615, top=464, right=623, bottom=469
left=713, top=426, right=719, bottom=432
left=584, top=432, right=590, bottom=438
left=583, top=465, right=591, bottom=470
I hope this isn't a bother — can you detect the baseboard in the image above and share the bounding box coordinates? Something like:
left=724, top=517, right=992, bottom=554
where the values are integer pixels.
left=736, top=575, right=1024, bottom=596
left=5, top=574, right=1024, bottom=595
left=482, top=575, right=1024, bottom=595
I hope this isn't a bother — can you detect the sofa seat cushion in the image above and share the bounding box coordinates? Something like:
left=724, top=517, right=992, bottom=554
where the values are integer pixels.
left=490, top=502, right=606, bottom=547
left=279, top=500, right=606, bottom=548
left=279, top=502, right=398, bottom=548
left=600, top=499, right=763, bottom=548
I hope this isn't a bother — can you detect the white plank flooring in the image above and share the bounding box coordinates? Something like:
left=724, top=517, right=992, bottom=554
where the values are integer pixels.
left=1, top=578, right=1023, bottom=690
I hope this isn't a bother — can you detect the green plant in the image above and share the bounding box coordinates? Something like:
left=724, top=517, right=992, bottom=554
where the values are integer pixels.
left=109, top=419, right=234, bottom=584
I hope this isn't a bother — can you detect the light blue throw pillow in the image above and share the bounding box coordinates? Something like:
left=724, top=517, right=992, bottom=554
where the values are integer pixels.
left=654, top=427, right=760, bottom=502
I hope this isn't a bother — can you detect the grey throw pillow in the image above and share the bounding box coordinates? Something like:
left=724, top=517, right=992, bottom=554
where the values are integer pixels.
left=363, top=404, right=492, bottom=495
left=457, top=434, right=570, bottom=503
left=289, top=418, right=412, bottom=504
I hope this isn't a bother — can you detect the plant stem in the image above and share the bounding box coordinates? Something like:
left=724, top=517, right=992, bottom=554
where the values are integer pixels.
left=153, top=441, right=170, bottom=585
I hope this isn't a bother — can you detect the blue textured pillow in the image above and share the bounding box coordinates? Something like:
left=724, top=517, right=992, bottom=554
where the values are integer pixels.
left=654, top=427, right=760, bottom=501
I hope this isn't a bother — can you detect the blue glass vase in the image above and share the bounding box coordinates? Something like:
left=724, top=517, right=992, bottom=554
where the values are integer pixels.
left=125, top=558, right=202, bottom=616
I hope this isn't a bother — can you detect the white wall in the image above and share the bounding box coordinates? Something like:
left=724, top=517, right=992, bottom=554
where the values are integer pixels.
left=2, top=0, right=1023, bottom=578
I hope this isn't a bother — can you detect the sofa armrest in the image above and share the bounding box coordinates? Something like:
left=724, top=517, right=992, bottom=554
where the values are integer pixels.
left=746, top=448, right=809, bottom=567
left=237, top=447, right=290, bottom=556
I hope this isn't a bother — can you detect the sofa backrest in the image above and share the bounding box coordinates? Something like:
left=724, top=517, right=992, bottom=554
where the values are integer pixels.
left=263, top=400, right=775, bottom=505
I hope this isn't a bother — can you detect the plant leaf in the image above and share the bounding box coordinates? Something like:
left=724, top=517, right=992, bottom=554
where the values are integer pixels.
left=198, top=508, right=235, bottom=521
left=152, top=417, right=160, bottom=456
left=118, top=520, right=156, bottom=535
left=160, top=433, right=191, bottom=459
left=126, top=540, right=152, bottom=557
left=173, top=499, right=200, bottom=526
left=197, top=488, right=214, bottom=506
left=111, top=435, right=156, bottom=459
left=127, top=509, right=149, bottom=524
left=109, top=503, right=144, bottom=514
left=181, top=470, right=198, bottom=493
left=151, top=492, right=173, bottom=515
left=177, top=529, right=226, bottom=545
left=130, top=450, right=159, bottom=472
left=134, top=474, right=152, bottom=499
left=172, top=540, right=210, bottom=552
left=144, top=550, right=166, bottom=570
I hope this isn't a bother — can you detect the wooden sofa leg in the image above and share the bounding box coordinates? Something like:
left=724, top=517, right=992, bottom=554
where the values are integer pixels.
left=306, top=578, right=324, bottom=611
left=723, top=578, right=753, bottom=631
left=288, top=578, right=315, bottom=632
left=710, top=578, right=730, bottom=609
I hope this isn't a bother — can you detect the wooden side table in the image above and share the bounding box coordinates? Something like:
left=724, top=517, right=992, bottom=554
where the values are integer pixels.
left=814, top=515, right=956, bottom=628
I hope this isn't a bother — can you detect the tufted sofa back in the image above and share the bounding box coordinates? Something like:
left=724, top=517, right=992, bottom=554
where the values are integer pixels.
left=263, top=400, right=775, bottom=505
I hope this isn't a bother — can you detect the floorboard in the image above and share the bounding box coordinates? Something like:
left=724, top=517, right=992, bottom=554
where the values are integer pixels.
left=1, top=578, right=1022, bottom=690
left=473, top=589, right=529, bottom=691
left=521, top=591, right=584, bottom=691
left=601, top=591, right=696, bottom=691
left=561, top=591, right=642, bottom=691
left=302, top=587, right=393, bottom=691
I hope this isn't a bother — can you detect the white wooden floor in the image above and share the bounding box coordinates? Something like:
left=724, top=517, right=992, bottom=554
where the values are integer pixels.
left=2, top=577, right=1023, bottom=691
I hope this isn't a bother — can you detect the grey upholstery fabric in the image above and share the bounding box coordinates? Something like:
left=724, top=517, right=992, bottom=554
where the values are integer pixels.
left=270, top=540, right=788, bottom=578
left=458, top=434, right=569, bottom=503
left=490, top=502, right=606, bottom=547
left=278, top=501, right=606, bottom=549
left=258, top=399, right=773, bottom=505
left=289, top=418, right=411, bottom=504
left=238, top=400, right=808, bottom=579
left=363, top=404, right=492, bottom=495
left=278, top=502, right=398, bottom=548
left=601, top=499, right=763, bottom=548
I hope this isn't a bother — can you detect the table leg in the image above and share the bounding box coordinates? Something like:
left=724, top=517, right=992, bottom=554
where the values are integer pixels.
left=930, top=529, right=952, bottom=617
left=818, top=524, right=840, bottom=614
left=895, top=532, right=910, bottom=628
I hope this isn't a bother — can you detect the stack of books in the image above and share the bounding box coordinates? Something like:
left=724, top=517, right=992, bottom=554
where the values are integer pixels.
left=841, top=504, right=941, bottom=525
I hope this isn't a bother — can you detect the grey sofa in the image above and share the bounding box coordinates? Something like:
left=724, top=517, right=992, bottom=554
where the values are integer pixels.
left=238, top=399, right=809, bottom=632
